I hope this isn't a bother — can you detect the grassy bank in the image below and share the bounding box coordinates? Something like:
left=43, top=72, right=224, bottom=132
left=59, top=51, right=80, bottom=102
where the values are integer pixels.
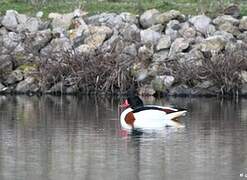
left=0, top=0, right=247, bottom=17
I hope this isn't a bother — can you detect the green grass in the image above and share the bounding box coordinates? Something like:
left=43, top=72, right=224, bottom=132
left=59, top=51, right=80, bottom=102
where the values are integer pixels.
left=0, top=0, right=247, bottom=17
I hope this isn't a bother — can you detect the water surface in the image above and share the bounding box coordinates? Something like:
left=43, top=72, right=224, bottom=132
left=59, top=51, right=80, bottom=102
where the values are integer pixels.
left=0, top=95, right=247, bottom=180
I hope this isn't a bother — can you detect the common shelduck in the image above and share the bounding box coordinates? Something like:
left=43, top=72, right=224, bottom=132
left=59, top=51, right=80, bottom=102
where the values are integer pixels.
left=120, top=91, right=187, bottom=130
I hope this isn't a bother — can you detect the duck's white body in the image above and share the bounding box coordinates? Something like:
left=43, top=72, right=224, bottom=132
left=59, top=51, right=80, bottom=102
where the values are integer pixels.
left=120, top=105, right=187, bottom=130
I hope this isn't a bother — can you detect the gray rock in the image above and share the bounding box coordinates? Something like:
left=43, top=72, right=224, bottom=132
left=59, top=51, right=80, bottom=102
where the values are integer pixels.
left=119, top=12, right=138, bottom=24
left=1, top=10, right=18, bottom=31
left=47, top=82, right=65, bottom=93
left=140, top=29, right=161, bottom=45
left=168, top=84, right=191, bottom=96
left=239, top=16, right=247, bottom=31
left=50, top=12, right=74, bottom=30
left=199, top=35, right=227, bottom=53
left=153, top=50, right=169, bottom=62
left=15, top=77, right=39, bottom=93
left=214, top=31, right=234, bottom=41
left=25, top=29, right=52, bottom=52
left=206, top=24, right=216, bottom=36
left=75, top=44, right=92, bottom=55
left=119, top=24, right=140, bottom=41
left=0, top=55, right=13, bottom=73
left=241, top=71, right=247, bottom=83
left=158, top=75, right=175, bottom=89
left=2, top=32, right=23, bottom=50
left=213, top=15, right=239, bottom=26
left=165, top=20, right=180, bottom=41
left=156, top=10, right=185, bottom=25
left=218, top=22, right=240, bottom=36
left=147, top=24, right=164, bottom=32
left=122, top=43, right=137, bottom=57
left=156, top=35, right=172, bottom=50
left=40, top=37, right=72, bottom=58
left=179, top=26, right=196, bottom=39
left=189, top=15, right=211, bottom=35
left=17, top=17, right=40, bottom=32
left=169, top=38, right=190, bottom=57
left=140, top=9, right=160, bottom=29
left=84, top=25, right=113, bottom=49
left=5, top=69, right=23, bottom=85
left=0, top=83, right=6, bottom=92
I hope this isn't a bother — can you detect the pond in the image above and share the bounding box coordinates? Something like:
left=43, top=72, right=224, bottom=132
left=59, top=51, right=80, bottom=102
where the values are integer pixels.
left=0, top=95, right=247, bottom=180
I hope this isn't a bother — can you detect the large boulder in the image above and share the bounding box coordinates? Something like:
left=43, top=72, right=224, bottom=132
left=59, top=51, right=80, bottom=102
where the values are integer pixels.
left=1, top=10, right=18, bottom=31
left=4, top=69, right=23, bottom=85
left=140, top=9, right=160, bottom=29
left=189, top=15, right=211, bottom=35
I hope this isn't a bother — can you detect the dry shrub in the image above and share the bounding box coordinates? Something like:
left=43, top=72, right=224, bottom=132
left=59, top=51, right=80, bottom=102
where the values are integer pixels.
left=37, top=48, right=136, bottom=94
left=171, top=43, right=247, bottom=95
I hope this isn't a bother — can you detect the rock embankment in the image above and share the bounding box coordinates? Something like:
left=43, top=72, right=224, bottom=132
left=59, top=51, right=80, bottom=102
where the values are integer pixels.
left=0, top=7, right=247, bottom=96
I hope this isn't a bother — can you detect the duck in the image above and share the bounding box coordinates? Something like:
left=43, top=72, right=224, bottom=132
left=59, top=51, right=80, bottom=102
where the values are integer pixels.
left=120, top=90, right=187, bottom=130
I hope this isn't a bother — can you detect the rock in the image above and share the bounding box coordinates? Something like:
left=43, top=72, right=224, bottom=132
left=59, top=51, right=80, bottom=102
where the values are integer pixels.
left=75, top=44, right=92, bottom=55
left=46, top=82, right=65, bottom=93
left=138, top=85, right=156, bottom=96
left=218, top=22, right=240, bottom=36
left=119, top=24, right=140, bottom=42
left=169, top=38, right=190, bottom=57
left=152, top=50, right=169, bottom=62
left=40, top=37, right=72, bottom=58
left=165, top=20, right=180, bottom=41
left=25, top=29, right=52, bottom=52
left=168, top=84, right=191, bottom=96
left=241, top=71, right=247, bottom=83
left=213, top=15, right=239, bottom=26
left=206, top=24, right=216, bottom=36
left=179, top=26, right=196, bottom=39
left=147, top=24, right=164, bottom=32
left=140, top=29, right=161, bottom=45
left=224, top=4, right=240, bottom=18
left=239, top=16, right=247, bottom=31
left=1, top=10, right=18, bottom=31
left=85, top=13, right=117, bottom=26
left=156, top=35, right=172, bottom=50
left=199, top=35, right=227, bottom=53
left=189, top=15, right=211, bottom=35
left=17, top=17, right=40, bottom=32
left=84, top=25, right=113, bottom=49
left=50, top=12, right=74, bottom=30
left=0, top=55, right=13, bottom=73
left=5, top=69, right=23, bottom=85
left=140, top=9, right=160, bottom=28
left=2, top=32, right=24, bottom=50
left=156, top=10, right=185, bottom=25
left=122, top=43, right=137, bottom=57
left=214, top=31, right=234, bottom=41
left=15, top=77, right=39, bottom=93
left=0, top=83, right=6, bottom=92
left=237, top=31, right=247, bottom=43
left=119, top=12, right=138, bottom=24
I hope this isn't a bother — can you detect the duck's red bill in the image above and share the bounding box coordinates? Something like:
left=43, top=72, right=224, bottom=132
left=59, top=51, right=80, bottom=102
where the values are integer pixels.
left=120, top=99, right=129, bottom=108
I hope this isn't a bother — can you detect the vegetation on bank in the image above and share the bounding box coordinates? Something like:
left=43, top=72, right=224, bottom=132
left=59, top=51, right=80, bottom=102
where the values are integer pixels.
left=1, top=0, right=247, bottom=17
